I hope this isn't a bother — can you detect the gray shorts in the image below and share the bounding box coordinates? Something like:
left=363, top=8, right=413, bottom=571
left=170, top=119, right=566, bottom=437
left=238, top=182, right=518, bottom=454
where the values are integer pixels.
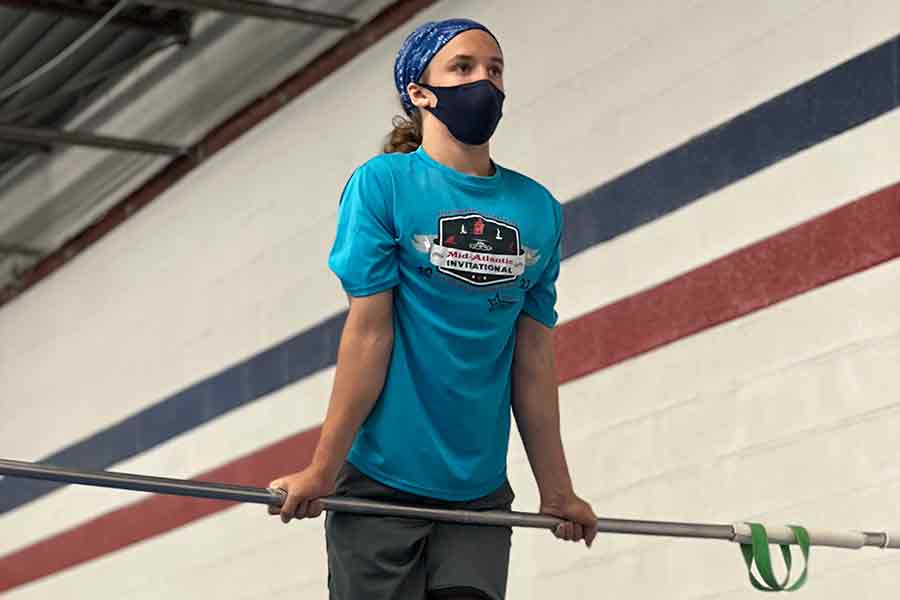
left=324, top=461, right=515, bottom=600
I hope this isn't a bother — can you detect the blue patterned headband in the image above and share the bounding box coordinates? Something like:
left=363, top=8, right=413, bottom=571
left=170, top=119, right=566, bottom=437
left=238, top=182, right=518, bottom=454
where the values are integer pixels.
left=394, top=18, right=501, bottom=115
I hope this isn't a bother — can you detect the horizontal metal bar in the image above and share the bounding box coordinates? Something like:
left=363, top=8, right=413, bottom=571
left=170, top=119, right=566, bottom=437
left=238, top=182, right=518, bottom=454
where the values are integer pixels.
left=2, top=458, right=897, bottom=550
left=144, top=0, right=356, bottom=28
left=0, top=124, right=186, bottom=156
left=0, top=0, right=190, bottom=38
left=0, top=458, right=275, bottom=503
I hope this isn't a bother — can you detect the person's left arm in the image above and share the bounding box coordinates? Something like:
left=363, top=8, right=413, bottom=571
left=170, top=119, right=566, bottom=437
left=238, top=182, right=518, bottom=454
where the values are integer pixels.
left=511, top=194, right=597, bottom=547
left=511, top=314, right=598, bottom=548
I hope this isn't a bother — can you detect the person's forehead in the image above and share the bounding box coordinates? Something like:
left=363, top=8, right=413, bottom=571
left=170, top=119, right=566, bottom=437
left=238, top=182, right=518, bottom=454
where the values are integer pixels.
left=431, top=29, right=502, bottom=63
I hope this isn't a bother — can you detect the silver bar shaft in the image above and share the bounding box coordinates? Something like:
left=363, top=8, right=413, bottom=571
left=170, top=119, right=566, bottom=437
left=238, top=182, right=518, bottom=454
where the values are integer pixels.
left=0, top=458, right=274, bottom=503
left=1, top=458, right=894, bottom=549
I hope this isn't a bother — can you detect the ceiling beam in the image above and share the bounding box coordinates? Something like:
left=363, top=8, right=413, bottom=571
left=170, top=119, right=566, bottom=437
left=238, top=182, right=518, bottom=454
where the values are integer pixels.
left=0, top=124, right=186, bottom=156
left=0, top=0, right=191, bottom=39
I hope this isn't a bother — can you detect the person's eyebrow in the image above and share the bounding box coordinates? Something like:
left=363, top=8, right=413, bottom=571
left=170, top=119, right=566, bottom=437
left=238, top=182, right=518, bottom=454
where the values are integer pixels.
left=448, top=54, right=504, bottom=66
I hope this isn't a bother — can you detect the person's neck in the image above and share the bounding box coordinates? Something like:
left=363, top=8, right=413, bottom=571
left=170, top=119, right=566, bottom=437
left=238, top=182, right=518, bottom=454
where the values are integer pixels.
left=421, top=129, right=494, bottom=177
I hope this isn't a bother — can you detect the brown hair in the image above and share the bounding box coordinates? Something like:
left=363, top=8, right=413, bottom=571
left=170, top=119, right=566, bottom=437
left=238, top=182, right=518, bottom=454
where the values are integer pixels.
left=383, top=110, right=423, bottom=153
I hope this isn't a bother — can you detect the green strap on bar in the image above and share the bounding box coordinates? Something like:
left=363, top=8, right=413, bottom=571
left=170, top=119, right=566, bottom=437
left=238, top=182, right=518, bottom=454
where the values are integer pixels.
left=739, top=522, right=810, bottom=592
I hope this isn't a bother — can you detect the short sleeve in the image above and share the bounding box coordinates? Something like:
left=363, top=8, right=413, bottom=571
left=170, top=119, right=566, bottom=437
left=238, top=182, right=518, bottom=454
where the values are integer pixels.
left=327, top=160, right=400, bottom=296
left=521, top=199, right=563, bottom=328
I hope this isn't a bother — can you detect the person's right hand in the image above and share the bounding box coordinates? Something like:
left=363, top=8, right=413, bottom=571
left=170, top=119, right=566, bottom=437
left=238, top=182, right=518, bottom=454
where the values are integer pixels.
left=267, top=465, right=336, bottom=524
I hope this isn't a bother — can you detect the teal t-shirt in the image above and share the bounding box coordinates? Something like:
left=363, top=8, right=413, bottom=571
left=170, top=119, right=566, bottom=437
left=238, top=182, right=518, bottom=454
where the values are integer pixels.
left=327, top=145, right=563, bottom=501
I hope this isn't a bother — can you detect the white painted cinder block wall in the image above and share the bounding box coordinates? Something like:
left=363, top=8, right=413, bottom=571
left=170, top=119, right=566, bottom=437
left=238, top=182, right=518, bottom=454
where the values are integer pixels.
left=2, top=1, right=900, bottom=598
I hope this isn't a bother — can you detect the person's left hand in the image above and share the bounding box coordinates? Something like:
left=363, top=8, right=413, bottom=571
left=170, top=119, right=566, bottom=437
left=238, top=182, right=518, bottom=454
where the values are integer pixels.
left=540, top=492, right=598, bottom=548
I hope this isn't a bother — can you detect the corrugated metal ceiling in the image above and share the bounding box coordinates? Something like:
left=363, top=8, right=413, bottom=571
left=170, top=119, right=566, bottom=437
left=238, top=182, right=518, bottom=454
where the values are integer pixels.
left=0, top=0, right=395, bottom=297
left=0, top=1, right=190, bottom=179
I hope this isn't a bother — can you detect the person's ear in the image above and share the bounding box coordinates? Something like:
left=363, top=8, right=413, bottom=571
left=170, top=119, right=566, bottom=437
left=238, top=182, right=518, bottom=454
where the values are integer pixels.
left=407, top=82, right=436, bottom=109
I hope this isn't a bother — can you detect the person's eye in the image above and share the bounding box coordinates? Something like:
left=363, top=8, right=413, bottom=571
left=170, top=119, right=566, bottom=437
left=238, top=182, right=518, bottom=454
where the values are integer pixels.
left=490, top=66, right=503, bottom=77
left=454, top=63, right=470, bottom=72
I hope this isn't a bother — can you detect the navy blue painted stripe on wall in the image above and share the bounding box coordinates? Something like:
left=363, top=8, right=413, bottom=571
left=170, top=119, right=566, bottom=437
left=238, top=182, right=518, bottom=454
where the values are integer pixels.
left=563, top=36, right=898, bottom=259
left=0, top=311, right=346, bottom=513
left=3, top=36, right=898, bottom=514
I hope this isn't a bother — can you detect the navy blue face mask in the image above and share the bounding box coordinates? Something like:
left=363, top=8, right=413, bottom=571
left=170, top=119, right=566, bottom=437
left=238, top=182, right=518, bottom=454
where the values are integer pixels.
left=418, top=79, right=506, bottom=145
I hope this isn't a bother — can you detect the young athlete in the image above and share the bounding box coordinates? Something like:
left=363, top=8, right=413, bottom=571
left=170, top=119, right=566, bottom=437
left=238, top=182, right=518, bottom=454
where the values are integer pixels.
left=268, top=18, right=598, bottom=600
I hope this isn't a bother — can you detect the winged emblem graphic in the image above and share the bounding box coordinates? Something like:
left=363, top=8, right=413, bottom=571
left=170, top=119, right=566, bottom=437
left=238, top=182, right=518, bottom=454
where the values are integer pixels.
left=411, top=234, right=540, bottom=266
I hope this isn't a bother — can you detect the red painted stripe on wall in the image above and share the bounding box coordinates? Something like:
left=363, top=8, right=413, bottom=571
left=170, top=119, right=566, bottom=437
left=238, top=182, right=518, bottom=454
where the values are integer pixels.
left=555, top=181, right=900, bottom=383
left=2, top=182, right=899, bottom=592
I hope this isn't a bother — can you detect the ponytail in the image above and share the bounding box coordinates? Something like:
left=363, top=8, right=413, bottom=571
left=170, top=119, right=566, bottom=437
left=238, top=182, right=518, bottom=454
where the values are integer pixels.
left=383, top=111, right=422, bottom=153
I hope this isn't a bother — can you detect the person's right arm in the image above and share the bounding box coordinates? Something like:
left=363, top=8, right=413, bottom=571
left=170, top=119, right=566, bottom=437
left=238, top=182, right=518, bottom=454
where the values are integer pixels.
left=268, top=289, right=394, bottom=523
left=269, top=159, right=398, bottom=523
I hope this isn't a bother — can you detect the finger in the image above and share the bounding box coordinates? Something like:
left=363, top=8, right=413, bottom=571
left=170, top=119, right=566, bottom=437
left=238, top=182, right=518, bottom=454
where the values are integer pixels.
left=295, top=499, right=309, bottom=521
left=582, top=509, right=598, bottom=546
left=269, top=483, right=287, bottom=510
left=268, top=505, right=280, bottom=515
left=561, top=522, right=573, bottom=541
left=553, top=524, right=565, bottom=539
left=583, top=516, right=597, bottom=546
left=573, top=523, right=584, bottom=542
left=308, top=499, right=324, bottom=518
left=280, top=493, right=301, bottom=524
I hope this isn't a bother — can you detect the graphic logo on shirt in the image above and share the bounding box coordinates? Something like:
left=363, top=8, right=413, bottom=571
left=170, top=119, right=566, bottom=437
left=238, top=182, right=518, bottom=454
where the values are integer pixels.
left=411, top=214, right=540, bottom=287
